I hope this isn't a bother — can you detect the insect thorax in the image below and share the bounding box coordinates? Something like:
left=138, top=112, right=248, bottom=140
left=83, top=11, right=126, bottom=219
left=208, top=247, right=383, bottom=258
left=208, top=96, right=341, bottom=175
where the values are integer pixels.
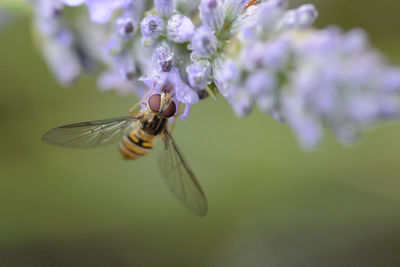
left=141, top=111, right=168, bottom=136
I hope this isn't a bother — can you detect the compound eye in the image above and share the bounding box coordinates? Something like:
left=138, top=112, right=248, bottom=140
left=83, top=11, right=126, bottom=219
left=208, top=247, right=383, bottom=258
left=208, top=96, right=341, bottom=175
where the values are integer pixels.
left=148, top=94, right=161, bottom=112
left=162, top=101, right=176, bottom=118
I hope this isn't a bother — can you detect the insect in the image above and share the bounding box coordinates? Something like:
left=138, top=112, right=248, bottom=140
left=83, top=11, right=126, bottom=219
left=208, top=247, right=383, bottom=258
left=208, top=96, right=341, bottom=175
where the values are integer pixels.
left=42, top=84, right=207, bottom=216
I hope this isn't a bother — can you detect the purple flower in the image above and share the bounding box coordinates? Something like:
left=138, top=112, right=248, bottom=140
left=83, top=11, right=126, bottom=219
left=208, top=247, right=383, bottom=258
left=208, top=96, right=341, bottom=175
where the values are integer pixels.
left=281, top=27, right=400, bottom=148
left=170, top=67, right=200, bottom=104
left=240, top=42, right=265, bottom=71
left=140, top=67, right=199, bottom=104
left=284, top=96, right=323, bottom=149
left=261, top=37, right=291, bottom=70
left=98, top=71, right=140, bottom=95
left=382, top=68, right=400, bottom=93
left=256, top=0, right=288, bottom=30
left=233, top=0, right=287, bottom=41
left=154, top=0, right=175, bottom=18
left=223, top=0, right=247, bottom=23
left=296, top=4, right=319, bottom=28
left=140, top=15, right=164, bottom=39
left=115, top=16, right=136, bottom=38
left=113, top=52, right=136, bottom=80
left=106, top=37, right=123, bottom=55
left=167, top=14, right=195, bottom=43
left=279, top=4, right=318, bottom=31
left=199, top=0, right=225, bottom=33
left=41, top=33, right=82, bottom=86
left=245, top=70, right=277, bottom=113
left=32, top=0, right=84, bottom=86
left=179, top=103, right=192, bottom=120
left=61, top=0, right=127, bottom=23
left=186, top=61, right=211, bottom=88
left=213, top=59, right=241, bottom=97
left=152, top=42, right=174, bottom=73
left=35, top=0, right=64, bottom=19
left=33, top=0, right=64, bottom=35
left=245, top=70, right=276, bottom=96
left=30, top=0, right=400, bottom=150
left=191, top=26, right=218, bottom=58
left=227, top=88, right=253, bottom=117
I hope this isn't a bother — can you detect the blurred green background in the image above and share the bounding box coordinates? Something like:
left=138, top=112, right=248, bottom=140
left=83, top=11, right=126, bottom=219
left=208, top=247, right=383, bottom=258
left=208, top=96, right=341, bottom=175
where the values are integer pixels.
left=1, top=0, right=400, bottom=266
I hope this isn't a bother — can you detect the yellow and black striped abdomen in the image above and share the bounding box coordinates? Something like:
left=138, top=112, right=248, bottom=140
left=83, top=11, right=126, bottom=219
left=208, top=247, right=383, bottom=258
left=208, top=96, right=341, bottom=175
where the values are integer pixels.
left=119, top=130, right=155, bottom=160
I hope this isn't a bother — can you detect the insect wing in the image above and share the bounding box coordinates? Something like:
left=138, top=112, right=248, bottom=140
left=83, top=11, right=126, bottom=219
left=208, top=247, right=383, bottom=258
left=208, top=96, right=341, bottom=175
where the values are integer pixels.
left=43, top=116, right=137, bottom=148
left=158, top=130, right=208, bottom=216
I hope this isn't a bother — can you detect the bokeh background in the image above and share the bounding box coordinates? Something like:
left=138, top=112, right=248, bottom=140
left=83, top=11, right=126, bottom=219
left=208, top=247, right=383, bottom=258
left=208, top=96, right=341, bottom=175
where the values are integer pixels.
left=1, top=0, right=400, bottom=266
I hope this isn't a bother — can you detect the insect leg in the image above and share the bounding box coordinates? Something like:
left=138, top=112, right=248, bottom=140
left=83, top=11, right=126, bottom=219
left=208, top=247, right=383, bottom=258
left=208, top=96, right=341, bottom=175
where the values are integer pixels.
left=167, top=103, right=181, bottom=134
left=129, top=102, right=141, bottom=115
left=166, top=84, right=173, bottom=93
left=129, top=82, right=157, bottom=114
left=141, top=82, right=157, bottom=104
left=173, top=102, right=181, bottom=118
left=168, top=117, right=177, bottom=134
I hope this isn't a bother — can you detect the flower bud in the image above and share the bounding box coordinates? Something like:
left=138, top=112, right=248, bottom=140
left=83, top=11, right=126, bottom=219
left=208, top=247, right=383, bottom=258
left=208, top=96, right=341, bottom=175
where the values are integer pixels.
left=38, top=0, right=64, bottom=19
left=167, top=14, right=195, bottom=43
left=223, top=0, right=247, bottom=23
left=186, top=61, right=211, bottom=88
left=228, top=88, right=253, bottom=117
left=280, top=4, right=318, bottom=30
left=199, top=0, right=225, bottom=33
left=113, top=53, right=136, bottom=80
left=140, top=14, right=164, bottom=38
left=296, top=4, right=318, bottom=28
left=261, top=38, right=290, bottom=70
left=153, top=42, right=174, bottom=72
left=213, top=59, right=240, bottom=97
left=191, top=26, right=218, bottom=58
left=154, top=0, right=175, bottom=18
left=115, top=16, right=136, bottom=38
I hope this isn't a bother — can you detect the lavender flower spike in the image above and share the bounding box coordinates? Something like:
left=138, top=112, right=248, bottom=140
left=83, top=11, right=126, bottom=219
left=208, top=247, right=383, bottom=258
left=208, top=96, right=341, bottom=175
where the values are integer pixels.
left=29, top=0, right=400, bottom=151
left=42, top=34, right=82, bottom=86
left=282, top=27, right=400, bottom=148
left=32, top=0, right=83, bottom=86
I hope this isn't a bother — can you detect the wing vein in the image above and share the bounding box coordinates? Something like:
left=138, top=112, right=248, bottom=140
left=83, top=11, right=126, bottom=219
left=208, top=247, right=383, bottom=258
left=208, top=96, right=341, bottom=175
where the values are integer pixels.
left=158, top=130, right=207, bottom=216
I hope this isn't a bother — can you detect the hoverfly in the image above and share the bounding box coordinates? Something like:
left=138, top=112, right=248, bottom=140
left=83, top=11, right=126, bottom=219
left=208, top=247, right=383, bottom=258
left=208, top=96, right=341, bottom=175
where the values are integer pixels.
left=43, top=84, right=207, bottom=216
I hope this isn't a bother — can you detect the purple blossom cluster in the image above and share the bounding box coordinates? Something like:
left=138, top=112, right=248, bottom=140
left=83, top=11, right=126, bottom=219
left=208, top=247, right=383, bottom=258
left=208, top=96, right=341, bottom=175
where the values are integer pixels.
left=31, top=0, right=82, bottom=86
left=29, top=0, right=400, bottom=149
left=284, top=28, right=400, bottom=148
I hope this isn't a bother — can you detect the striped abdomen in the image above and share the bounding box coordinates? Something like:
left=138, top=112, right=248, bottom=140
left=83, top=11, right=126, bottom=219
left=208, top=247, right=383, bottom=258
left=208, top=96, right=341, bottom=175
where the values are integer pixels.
left=119, top=129, right=155, bottom=160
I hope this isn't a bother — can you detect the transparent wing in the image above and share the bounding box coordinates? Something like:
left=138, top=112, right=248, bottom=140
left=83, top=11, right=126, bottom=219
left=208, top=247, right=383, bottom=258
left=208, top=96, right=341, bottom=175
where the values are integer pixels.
left=158, top=130, right=208, bottom=216
left=43, top=116, right=137, bottom=148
